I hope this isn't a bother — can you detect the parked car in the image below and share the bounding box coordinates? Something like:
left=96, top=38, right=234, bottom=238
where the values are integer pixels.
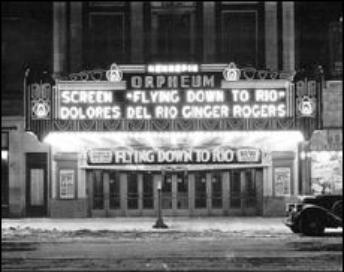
left=285, top=194, right=342, bottom=236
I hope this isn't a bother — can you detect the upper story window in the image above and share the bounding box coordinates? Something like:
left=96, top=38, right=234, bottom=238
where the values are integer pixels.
left=83, top=2, right=129, bottom=69
left=149, top=2, right=200, bottom=62
left=216, top=2, right=264, bottom=68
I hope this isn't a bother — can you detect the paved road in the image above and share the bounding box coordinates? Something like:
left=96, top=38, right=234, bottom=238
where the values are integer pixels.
left=2, top=230, right=342, bottom=271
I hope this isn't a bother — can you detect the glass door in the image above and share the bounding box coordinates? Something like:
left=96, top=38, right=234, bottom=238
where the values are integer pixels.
left=127, top=173, right=140, bottom=215
left=88, top=170, right=106, bottom=217
left=228, top=168, right=261, bottom=215
left=229, top=170, right=242, bottom=214
left=161, top=173, right=173, bottom=210
left=194, top=172, right=208, bottom=214
left=175, top=172, right=189, bottom=215
left=108, top=171, right=121, bottom=216
left=210, top=172, right=223, bottom=214
left=142, top=173, right=154, bottom=210
left=88, top=170, right=122, bottom=217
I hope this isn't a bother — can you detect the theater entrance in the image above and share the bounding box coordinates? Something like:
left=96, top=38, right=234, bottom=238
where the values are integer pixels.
left=86, top=168, right=263, bottom=217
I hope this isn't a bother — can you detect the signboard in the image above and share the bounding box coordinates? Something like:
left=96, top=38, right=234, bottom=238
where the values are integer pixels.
left=274, top=167, right=291, bottom=196
left=310, top=129, right=342, bottom=151
left=27, top=63, right=312, bottom=137
left=236, top=148, right=260, bottom=162
left=59, top=169, right=75, bottom=199
left=322, top=81, right=342, bottom=128
left=55, top=70, right=292, bottom=121
left=88, top=149, right=113, bottom=164
left=87, top=147, right=261, bottom=165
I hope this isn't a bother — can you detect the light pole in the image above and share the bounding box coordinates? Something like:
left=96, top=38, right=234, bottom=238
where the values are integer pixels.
left=153, top=179, right=168, bottom=229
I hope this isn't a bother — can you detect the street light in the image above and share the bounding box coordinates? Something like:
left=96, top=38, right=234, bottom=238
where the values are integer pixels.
left=153, top=179, right=168, bottom=229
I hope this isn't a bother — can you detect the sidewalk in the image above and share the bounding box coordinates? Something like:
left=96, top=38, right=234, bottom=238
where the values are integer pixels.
left=2, top=217, right=290, bottom=233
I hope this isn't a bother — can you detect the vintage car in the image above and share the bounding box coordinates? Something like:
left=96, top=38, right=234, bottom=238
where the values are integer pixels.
left=285, top=194, right=342, bottom=236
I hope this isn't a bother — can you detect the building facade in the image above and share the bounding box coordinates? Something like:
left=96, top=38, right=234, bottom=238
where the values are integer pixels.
left=2, top=2, right=342, bottom=217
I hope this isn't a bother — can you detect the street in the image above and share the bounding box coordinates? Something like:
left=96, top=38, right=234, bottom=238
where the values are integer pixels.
left=1, top=217, right=342, bottom=271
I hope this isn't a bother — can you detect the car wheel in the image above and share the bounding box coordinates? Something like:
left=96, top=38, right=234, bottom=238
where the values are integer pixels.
left=290, top=225, right=300, bottom=233
left=299, top=212, right=325, bottom=236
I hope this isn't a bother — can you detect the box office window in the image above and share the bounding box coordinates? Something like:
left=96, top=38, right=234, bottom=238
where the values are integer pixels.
left=1, top=132, right=9, bottom=211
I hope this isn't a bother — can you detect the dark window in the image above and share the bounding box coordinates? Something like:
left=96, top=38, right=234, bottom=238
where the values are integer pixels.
left=127, top=173, right=138, bottom=209
left=84, top=4, right=129, bottom=68
left=150, top=3, right=199, bottom=62
left=1, top=132, right=9, bottom=216
left=220, top=10, right=258, bottom=67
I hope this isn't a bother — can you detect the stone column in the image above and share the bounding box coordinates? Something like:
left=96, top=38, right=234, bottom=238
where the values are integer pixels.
left=282, top=2, right=295, bottom=72
left=130, top=2, right=144, bottom=63
left=264, top=2, right=278, bottom=71
left=203, top=2, right=216, bottom=62
left=53, top=2, right=67, bottom=78
left=70, top=2, right=83, bottom=72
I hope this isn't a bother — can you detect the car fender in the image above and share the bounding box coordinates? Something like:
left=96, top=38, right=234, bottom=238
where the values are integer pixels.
left=300, top=205, right=342, bottom=227
left=299, top=205, right=328, bottom=222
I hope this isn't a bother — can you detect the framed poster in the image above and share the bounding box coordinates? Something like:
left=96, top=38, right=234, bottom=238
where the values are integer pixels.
left=59, top=169, right=75, bottom=199
left=274, top=167, right=291, bottom=196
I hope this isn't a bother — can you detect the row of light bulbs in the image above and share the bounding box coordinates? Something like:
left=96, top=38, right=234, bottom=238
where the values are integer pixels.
left=147, top=64, right=199, bottom=73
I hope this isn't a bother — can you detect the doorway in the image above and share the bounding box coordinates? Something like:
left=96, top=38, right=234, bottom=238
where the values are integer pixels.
left=228, top=168, right=263, bottom=215
left=86, top=168, right=263, bottom=216
left=26, top=153, right=48, bottom=217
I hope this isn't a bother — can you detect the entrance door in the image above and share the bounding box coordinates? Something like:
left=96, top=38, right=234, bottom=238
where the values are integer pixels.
left=142, top=173, right=155, bottom=214
left=26, top=153, right=47, bottom=217
left=88, top=170, right=123, bottom=217
left=175, top=172, right=189, bottom=213
left=161, top=172, right=173, bottom=214
left=127, top=173, right=140, bottom=215
left=194, top=172, right=208, bottom=214
left=228, top=168, right=262, bottom=215
left=210, top=172, right=223, bottom=215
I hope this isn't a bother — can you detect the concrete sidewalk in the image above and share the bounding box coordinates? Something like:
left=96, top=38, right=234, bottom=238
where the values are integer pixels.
left=1, top=217, right=290, bottom=233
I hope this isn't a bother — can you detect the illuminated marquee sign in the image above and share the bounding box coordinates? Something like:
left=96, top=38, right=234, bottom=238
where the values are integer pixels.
left=55, top=72, right=292, bottom=120
left=87, top=148, right=261, bottom=165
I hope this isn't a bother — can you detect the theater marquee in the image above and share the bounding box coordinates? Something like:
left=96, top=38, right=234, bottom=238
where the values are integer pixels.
left=25, top=62, right=321, bottom=139
left=55, top=71, right=292, bottom=121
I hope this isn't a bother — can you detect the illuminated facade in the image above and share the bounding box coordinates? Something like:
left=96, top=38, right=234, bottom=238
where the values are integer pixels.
left=2, top=2, right=342, bottom=217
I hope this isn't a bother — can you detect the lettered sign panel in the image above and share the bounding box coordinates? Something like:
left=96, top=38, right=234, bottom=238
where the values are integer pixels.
left=54, top=72, right=292, bottom=121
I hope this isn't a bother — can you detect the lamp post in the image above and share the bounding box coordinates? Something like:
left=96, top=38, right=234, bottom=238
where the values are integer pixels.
left=153, top=179, right=168, bottom=229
